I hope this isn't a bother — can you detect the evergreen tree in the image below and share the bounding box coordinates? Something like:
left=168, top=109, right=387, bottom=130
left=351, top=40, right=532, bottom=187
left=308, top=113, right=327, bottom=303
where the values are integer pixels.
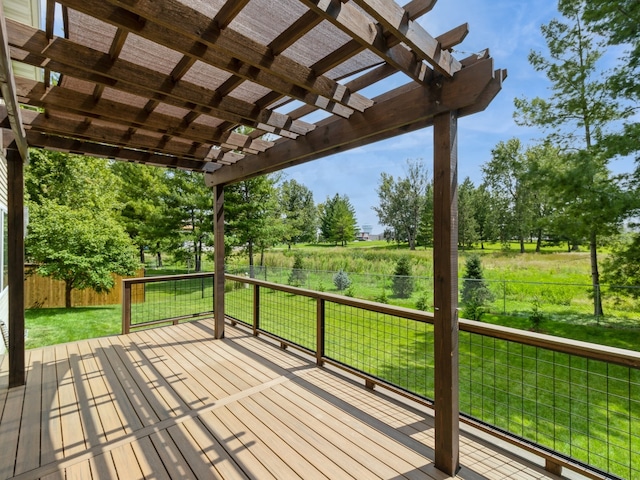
left=333, top=270, right=351, bottom=291
left=391, top=256, right=414, bottom=298
left=461, top=254, right=494, bottom=320
left=226, top=175, right=282, bottom=276
left=458, top=177, right=479, bottom=248
left=288, top=252, right=307, bottom=287
left=163, top=170, right=213, bottom=272
left=319, top=194, right=358, bottom=246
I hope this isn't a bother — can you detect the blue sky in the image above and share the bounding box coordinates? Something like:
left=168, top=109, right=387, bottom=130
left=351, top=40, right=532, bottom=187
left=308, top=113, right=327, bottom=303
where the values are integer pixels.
left=281, top=0, right=633, bottom=233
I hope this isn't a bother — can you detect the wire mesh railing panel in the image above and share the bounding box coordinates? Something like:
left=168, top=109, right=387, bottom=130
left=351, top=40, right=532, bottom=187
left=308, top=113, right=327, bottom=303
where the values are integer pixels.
left=460, top=331, right=640, bottom=479
left=257, top=287, right=316, bottom=351
left=224, top=278, right=253, bottom=326
left=324, top=302, right=435, bottom=397
left=129, top=275, right=214, bottom=328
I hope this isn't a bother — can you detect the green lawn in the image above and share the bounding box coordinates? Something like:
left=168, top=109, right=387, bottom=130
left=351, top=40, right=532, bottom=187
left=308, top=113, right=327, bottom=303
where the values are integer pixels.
left=25, top=306, right=121, bottom=349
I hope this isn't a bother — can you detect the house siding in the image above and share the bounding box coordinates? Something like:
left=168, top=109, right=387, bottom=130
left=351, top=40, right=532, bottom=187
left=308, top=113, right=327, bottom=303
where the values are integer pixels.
left=0, top=0, right=40, bottom=354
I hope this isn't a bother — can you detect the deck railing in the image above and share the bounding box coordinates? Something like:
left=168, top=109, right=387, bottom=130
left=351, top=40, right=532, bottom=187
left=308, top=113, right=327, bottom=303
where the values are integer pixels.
left=224, top=274, right=640, bottom=480
left=122, top=272, right=640, bottom=479
left=121, top=272, right=214, bottom=333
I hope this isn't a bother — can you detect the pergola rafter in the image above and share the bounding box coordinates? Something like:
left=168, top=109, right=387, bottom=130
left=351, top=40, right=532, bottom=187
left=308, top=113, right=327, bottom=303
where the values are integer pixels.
left=0, top=0, right=506, bottom=475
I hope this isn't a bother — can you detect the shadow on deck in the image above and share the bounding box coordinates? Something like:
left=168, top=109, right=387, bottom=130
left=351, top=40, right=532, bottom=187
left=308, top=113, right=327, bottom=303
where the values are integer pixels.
left=0, top=319, right=564, bottom=479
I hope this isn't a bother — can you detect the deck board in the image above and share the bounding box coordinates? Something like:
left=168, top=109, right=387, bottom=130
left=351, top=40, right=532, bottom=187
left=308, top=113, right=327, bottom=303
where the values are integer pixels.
left=0, top=319, right=564, bottom=480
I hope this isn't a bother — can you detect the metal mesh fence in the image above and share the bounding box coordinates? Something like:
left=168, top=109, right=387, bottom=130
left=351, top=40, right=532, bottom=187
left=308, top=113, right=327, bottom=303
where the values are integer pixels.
left=459, top=332, right=640, bottom=479
left=228, top=265, right=640, bottom=327
left=224, top=277, right=253, bottom=326
left=324, top=302, right=435, bottom=396
left=129, top=274, right=214, bottom=328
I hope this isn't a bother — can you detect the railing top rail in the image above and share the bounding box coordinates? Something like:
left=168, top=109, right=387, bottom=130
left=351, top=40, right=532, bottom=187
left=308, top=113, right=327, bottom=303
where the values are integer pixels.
left=225, top=273, right=435, bottom=323
left=225, top=273, right=640, bottom=369
left=460, top=318, right=640, bottom=369
left=123, top=271, right=215, bottom=285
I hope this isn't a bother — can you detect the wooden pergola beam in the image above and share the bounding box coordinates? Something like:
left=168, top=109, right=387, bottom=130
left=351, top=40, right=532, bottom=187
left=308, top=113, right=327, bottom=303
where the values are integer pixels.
left=15, top=79, right=273, bottom=153
left=206, top=58, right=499, bottom=186
left=19, top=129, right=221, bottom=171
left=58, top=0, right=374, bottom=116
left=8, top=110, right=214, bottom=161
left=402, top=0, right=438, bottom=18
left=0, top=7, right=28, bottom=160
left=350, top=0, right=461, bottom=76
left=7, top=20, right=316, bottom=139
left=298, top=0, right=431, bottom=83
left=7, top=25, right=311, bottom=139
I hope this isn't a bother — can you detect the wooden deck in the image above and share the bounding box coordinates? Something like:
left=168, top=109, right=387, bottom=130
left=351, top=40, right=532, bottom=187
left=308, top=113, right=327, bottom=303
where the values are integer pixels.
left=0, top=320, right=563, bottom=480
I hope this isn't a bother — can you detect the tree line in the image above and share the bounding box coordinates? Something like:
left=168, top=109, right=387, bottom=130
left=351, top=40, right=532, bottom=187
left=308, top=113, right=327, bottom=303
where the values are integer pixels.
left=24, top=150, right=362, bottom=304
left=25, top=0, right=639, bottom=312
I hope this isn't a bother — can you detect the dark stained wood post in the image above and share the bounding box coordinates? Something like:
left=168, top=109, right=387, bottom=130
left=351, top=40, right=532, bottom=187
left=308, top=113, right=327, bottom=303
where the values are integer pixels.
left=7, top=144, right=25, bottom=388
left=432, top=110, right=460, bottom=475
left=213, top=183, right=225, bottom=339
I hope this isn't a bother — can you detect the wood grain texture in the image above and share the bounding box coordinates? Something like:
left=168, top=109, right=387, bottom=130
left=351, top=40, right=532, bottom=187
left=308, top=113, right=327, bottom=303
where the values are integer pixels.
left=0, top=319, right=582, bottom=480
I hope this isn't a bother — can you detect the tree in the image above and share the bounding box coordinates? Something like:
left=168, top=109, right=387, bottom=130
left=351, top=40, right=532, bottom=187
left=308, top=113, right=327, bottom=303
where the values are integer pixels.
left=458, top=177, right=479, bottom=248
left=583, top=1, right=639, bottom=162
left=111, top=162, right=170, bottom=264
left=333, top=270, right=351, bottom=291
left=514, top=1, right=634, bottom=316
left=319, top=194, right=358, bottom=246
left=280, top=179, right=317, bottom=246
left=28, top=203, right=139, bottom=307
left=461, top=254, right=494, bottom=321
left=373, top=160, right=429, bottom=250
left=482, top=139, right=535, bottom=253
left=288, top=252, right=307, bottom=287
left=602, top=234, right=640, bottom=294
left=391, top=256, right=414, bottom=298
left=25, top=150, right=140, bottom=307
left=226, top=175, right=282, bottom=275
left=416, top=181, right=434, bottom=247
left=163, top=170, right=213, bottom=272
left=472, top=184, right=498, bottom=249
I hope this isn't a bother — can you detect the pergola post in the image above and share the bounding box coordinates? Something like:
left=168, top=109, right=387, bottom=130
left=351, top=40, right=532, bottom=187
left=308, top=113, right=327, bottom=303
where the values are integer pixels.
left=433, top=110, right=460, bottom=475
left=7, top=143, right=25, bottom=388
left=213, top=183, right=225, bottom=339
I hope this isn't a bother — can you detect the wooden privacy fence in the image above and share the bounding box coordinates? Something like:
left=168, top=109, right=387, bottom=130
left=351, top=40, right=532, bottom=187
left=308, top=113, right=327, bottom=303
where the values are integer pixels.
left=24, top=265, right=145, bottom=308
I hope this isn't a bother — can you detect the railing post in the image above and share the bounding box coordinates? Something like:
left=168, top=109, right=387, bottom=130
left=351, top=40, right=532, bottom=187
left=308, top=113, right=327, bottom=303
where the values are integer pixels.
left=122, top=280, right=131, bottom=335
left=433, top=110, right=460, bottom=476
left=316, top=298, right=325, bottom=366
left=253, top=284, right=260, bottom=336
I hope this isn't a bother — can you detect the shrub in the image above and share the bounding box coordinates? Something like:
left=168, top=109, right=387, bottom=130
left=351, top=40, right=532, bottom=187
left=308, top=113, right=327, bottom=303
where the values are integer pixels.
left=345, top=285, right=356, bottom=297
left=415, top=291, right=429, bottom=311
left=392, top=256, right=414, bottom=298
left=461, top=254, right=494, bottom=321
left=529, top=298, right=544, bottom=332
left=333, top=269, right=351, bottom=291
left=288, top=253, right=307, bottom=287
left=375, top=289, right=389, bottom=304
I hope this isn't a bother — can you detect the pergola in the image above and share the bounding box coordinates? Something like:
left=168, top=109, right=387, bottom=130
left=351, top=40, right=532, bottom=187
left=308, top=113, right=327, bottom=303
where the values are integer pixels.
left=0, top=0, right=505, bottom=475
